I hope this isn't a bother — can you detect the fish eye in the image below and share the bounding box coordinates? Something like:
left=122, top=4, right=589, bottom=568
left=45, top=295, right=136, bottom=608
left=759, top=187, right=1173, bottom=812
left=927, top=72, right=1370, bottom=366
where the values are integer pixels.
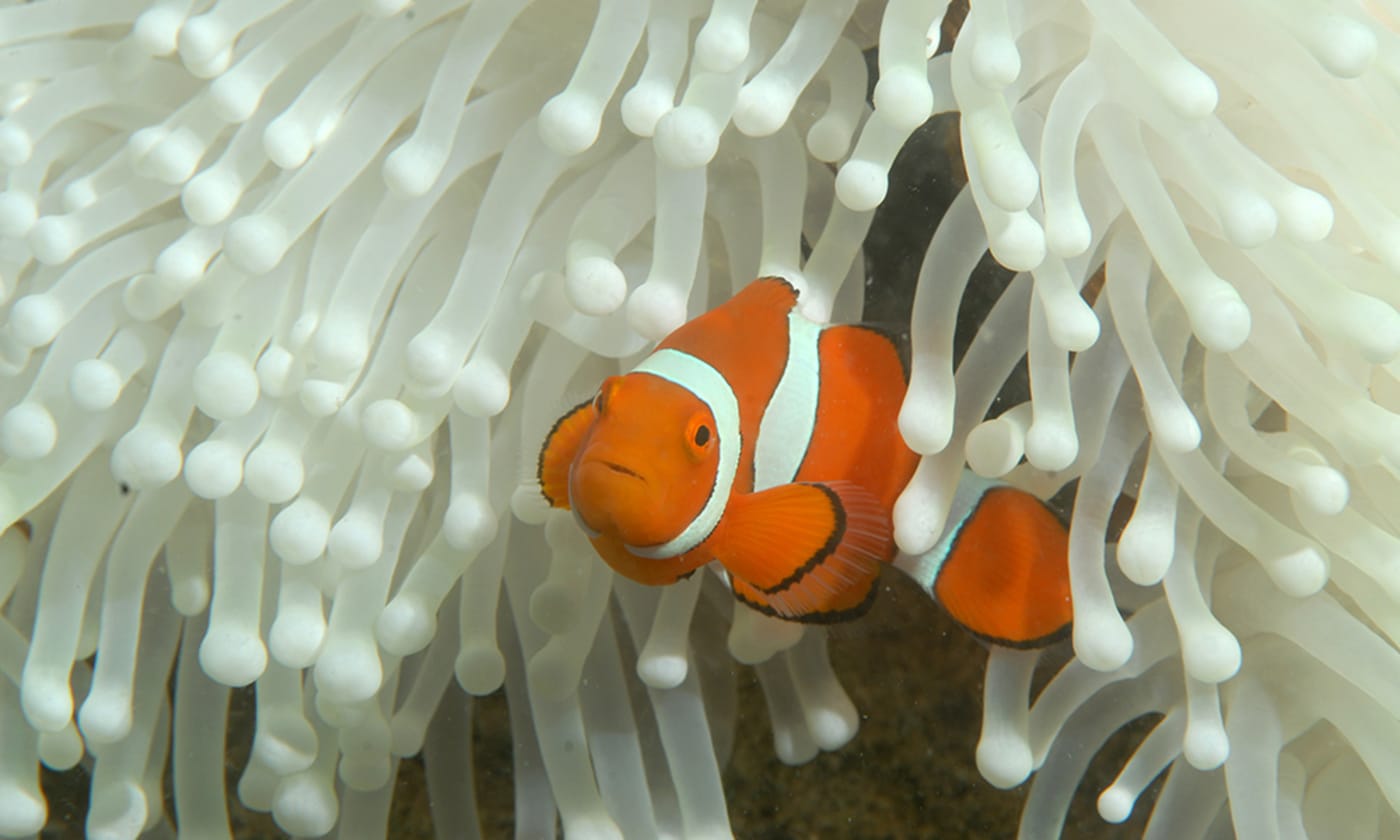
left=693, top=424, right=711, bottom=447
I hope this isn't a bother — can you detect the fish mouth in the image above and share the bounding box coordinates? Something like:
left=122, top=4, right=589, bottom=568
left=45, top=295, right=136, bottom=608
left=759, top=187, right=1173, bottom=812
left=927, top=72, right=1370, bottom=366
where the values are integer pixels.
left=600, top=461, right=645, bottom=482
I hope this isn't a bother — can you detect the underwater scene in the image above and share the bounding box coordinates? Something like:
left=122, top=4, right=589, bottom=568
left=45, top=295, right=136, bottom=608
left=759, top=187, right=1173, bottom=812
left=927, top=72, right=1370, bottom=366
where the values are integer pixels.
left=0, top=0, right=1395, bottom=837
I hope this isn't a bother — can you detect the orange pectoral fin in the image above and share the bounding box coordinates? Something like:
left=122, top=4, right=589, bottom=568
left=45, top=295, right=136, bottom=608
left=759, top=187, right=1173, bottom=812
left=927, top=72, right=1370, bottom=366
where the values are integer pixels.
left=718, top=481, right=893, bottom=623
left=589, top=532, right=706, bottom=586
left=933, top=487, right=1073, bottom=647
left=537, top=398, right=598, bottom=509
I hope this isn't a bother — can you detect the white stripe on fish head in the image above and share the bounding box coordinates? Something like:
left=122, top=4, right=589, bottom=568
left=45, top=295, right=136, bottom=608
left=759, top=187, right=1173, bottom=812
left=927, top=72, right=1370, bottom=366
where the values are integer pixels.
left=623, top=348, right=741, bottom=559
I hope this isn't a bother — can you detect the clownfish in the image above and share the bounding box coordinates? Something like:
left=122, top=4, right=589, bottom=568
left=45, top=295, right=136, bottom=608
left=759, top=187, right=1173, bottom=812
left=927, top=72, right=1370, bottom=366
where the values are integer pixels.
left=538, top=277, right=1073, bottom=644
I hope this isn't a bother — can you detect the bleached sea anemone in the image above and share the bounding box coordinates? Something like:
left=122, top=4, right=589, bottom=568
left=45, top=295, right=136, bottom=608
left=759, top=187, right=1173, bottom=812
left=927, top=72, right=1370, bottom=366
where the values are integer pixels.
left=0, top=0, right=1395, bottom=837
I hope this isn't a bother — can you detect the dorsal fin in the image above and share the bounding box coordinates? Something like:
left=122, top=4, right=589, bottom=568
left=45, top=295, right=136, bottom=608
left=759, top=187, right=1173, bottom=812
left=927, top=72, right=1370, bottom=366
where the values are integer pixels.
left=743, top=276, right=800, bottom=311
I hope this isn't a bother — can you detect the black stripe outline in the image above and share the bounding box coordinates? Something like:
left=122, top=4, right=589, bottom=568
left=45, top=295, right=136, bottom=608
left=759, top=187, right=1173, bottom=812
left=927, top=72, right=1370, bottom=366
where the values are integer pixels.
left=756, top=483, right=846, bottom=595
left=734, top=574, right=881, bottom=625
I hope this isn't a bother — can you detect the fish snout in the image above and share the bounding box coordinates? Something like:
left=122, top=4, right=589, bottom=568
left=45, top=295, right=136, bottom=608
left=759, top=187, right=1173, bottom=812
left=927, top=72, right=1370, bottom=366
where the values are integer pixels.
left=569, top=456, right=670, bottom=545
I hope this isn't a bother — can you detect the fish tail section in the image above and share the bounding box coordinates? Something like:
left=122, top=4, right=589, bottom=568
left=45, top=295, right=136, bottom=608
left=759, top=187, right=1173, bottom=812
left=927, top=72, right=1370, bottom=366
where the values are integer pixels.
left=933, top=487, right=1073, bottom=647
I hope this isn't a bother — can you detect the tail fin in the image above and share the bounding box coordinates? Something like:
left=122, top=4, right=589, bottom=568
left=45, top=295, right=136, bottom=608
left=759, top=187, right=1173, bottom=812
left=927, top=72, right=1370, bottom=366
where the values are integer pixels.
left=932, top=486, right=1073, bottom=647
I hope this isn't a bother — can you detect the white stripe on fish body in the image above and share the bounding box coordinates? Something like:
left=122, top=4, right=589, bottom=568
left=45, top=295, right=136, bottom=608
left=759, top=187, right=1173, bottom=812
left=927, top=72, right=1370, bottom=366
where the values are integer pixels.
left=624, top=348, right=742, bottom=559
left=753, top=309, right=823, bottom=492
left=894, top=471, right=1006, bottom=593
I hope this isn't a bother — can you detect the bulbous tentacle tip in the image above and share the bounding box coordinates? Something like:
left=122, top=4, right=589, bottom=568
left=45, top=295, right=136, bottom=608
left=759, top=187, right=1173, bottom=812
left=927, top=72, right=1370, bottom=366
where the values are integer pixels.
left=37, top=727, right=84, bottom=772
left=454, top=360, right=512, bottom=418
left=1159, top=63, right=1218, bottom=119
left=636, top=653, right=687, bottom=690
left=834, top=159, right=888, bottom=212
left=112, top=427, right=185, bottom=490
left=9, top=294, right=63, bottom=350
left=271, top=775, right=339, bottom=839
left=511, top=484, right=551, bottom=526
left=1279, top=188, right=1333, bottom=242
left=182, top=169, right=243, bottom=226
left=404, top=330, right=457, bottom=394
left=806, top=704, right=858, bottom=752
left=0, top=123, right=33, bottom=168
left=0, top=402, right=56, bottom=460
left=1183, top=723, right=1230, bottom=771
left=253, top=718, right=319, bottom=777
left=268, top=614, right=325, bottom=671
left=734, top=80, right=795, bottom=138
left=224, top=214, right=290, bottom=276
left=976, top=736, right=1033, bottom=790
left=695, top=18, right=749, bottom=74
left=270, top=500, right=332, bottom=565
left=1219, top=191, right=1278, bottom=249
left=1189, top=288, right=1251, bottom=353
left=1072, top=614, right=1134, bottom=673
left=263, top=117, right=314, bottom=170
left=361, top=399, right=417, bottom=452
left=456, top=644, right=506, bottom=697
left=966, top=420, right=1022, bottom=479
left=566, top=256, right=628, bottom=317
left=620, top=81, right=673, bottom=137
left=20, top=677, right=74, bottom=735
left=1270, top=546, right=1328, bottom=598
left=988, top=213, right=1047, bottom=272
left=0, top=788, right=46, bottom=837
left=131, top=7, right=184, bottom=57
left=0, top=191, right=36, bottom=237
left=1292, top=464, right=1348, bottom=517
left=244, top=442, right=305, bottom=504
left=29, top=216, right=81, bottom=266
left=653, top=106, right=722, bottom=169
left=1024, top=423, right=1079, bottom=473
left=1096, top=786, right=1136, bottom=824
left=873, top=67, right=934, bottom=130
left=771, top=726, right=819, bottom=766
left=183, top=440, right=244, bottom=500
left=806, top=114, right=854, bottom=163
left=199, top=628, right=268, bottom=688
left=194, top=352, right=260, bottom=420
left=376, top=597, right=434, bottom=657
left=1182, top=627, right=1242, bottom=685
left=327, top=510, right=384, bottom=571
left=443, top=494, right=497, bottom=552
left=382, top=138, right=445, bottom=198
left=171, top=576, right=210, bottom=617
left=971, top=36, right=1022, bottom=89
left=86, top=780, right=148, bottom=840
left=76, top=695, right=133, bottom=746
left=314, top=647, right=384, bottom=706
left=539, top=92, right=603, bottom=157
left=626, top=282, right=687, bottom=341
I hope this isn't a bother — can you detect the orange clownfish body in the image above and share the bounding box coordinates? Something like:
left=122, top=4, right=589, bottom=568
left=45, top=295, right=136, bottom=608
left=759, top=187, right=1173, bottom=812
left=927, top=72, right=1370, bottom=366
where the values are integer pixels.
left=539, top=277, right=1073, bottom=641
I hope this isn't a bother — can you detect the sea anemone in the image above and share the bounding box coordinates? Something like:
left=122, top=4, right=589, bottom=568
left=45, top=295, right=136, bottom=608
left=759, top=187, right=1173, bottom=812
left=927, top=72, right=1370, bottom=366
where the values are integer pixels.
left=0, top=0, right=1395, bottom=838
left=926, top=0, right=1400, bottom=835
